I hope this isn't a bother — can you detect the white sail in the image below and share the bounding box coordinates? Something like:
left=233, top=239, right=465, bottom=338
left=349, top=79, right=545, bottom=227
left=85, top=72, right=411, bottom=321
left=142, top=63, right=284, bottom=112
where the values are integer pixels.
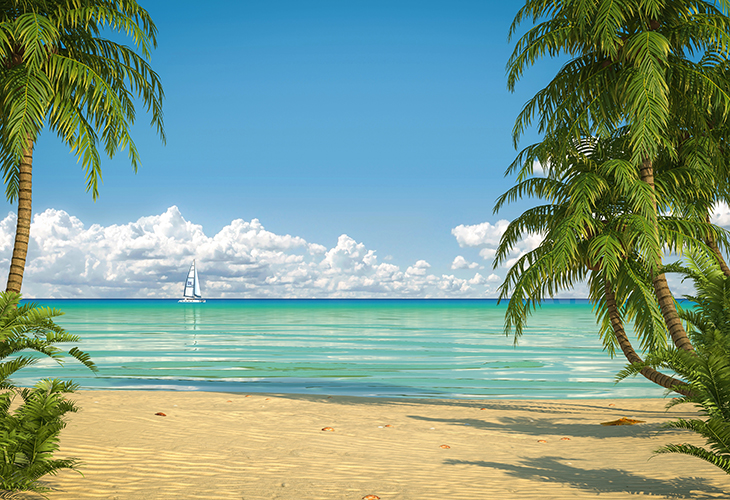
left=193, top=263, right=201, bottom=297
left=180, top=260, right=205, bottom=303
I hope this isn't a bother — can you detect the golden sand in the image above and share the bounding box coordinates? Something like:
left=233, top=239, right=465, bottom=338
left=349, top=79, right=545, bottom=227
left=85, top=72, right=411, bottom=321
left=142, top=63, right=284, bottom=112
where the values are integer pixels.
left=19, top=391, right=730, bottom=499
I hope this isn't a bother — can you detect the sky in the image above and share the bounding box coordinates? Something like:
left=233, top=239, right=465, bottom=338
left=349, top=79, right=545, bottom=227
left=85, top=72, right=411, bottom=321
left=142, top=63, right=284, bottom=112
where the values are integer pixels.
left=0, top=0, right=727, bottom=298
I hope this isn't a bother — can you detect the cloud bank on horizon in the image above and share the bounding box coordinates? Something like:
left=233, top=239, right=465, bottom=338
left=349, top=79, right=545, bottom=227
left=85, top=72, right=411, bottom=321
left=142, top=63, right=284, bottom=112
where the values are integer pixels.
left=3, top=202, right=729, bottom=299
left=0, top=206, right=510, bottom=298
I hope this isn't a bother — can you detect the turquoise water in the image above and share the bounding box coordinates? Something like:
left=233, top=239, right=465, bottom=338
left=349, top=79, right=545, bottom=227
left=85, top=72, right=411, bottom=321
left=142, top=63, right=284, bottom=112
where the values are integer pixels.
left=14, top=299, right=666, bottom=399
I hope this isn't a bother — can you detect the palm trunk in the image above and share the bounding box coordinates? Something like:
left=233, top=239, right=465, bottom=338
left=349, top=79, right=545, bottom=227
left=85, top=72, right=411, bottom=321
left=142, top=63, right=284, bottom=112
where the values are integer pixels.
left=605, top=281, right=689, bottom=395
left=708, top=238, right=730, bottom=278
left=6, top=136, right=33, bottom=293
left=639, top=158, right=694, bottom=352
left=704, top=214, right=730, bottom=278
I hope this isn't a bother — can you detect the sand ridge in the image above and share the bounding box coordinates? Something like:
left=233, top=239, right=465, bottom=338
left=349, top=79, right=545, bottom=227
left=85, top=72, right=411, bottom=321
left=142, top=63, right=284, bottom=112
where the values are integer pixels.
left=13, top=391, right=729, bottom=499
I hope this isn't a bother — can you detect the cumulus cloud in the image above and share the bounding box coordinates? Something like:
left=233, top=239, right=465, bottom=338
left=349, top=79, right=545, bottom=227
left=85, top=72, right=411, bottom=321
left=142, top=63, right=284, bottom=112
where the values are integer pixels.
left=451, top=219, right=542, bottom=267
left=532, top=160, right=547, bottom=177
left=503, top=232, right=544, bottom=268
left=406, top=260, right=431, bottom=276
left=479, top=248, right=496, bottom=260
left=712, top=201, right=730, bottom=228
left=437, top=274, right=473, bottom=293
left=468, top=273, right=485, bottom=285
left=451, top=255, right=479, bottom=270
left=0, top=206, right=501, bottom=298
left=465, top=273, right=501, bottom=287
left=452, top=220, right=509, bottom=248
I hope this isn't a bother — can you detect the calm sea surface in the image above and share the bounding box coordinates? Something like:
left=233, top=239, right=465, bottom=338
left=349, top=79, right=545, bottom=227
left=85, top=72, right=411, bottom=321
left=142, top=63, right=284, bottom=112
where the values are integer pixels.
left=15, top=299, right=667, bottom=399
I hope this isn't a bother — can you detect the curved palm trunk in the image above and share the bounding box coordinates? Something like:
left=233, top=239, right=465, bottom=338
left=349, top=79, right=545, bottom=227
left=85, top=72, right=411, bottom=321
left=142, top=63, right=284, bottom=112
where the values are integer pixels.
left=605, top=281, right=689, bottom=395
left=639, top=158, right=694, bottom=352
left=6, top=137, right=33, bottom=293
left=704, top=214, right=730, bottom=278
left=708, top=237, right=730, bottom=278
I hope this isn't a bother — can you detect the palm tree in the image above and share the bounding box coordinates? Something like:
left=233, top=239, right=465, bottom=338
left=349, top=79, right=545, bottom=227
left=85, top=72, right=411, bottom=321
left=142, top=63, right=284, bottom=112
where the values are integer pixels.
left=504, top=0, right=730, bottom=353
left=0, top=291, right=95, bottom=388
left=0, top=0, right=165, bottom=293
left=494, top=135, right=717, bottom=391
left=0, top=291, right=96, bottom=493
left=617, top=250, right=730, bottom=474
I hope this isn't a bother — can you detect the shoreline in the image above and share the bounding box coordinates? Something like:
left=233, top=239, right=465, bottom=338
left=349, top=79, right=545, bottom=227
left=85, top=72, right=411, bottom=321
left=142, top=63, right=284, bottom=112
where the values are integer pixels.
left=41, top=386, right=675, bottom=400
left=28, top=390, right=728, bottom=499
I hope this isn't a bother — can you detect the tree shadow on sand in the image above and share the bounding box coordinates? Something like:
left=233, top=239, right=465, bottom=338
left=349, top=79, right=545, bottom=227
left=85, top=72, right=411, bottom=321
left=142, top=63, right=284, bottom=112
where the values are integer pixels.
left=444, top=456, right=727, bottom=499
left=407, top=413, right=677, bottom=439
left=273, top=393, right=699, bottom=419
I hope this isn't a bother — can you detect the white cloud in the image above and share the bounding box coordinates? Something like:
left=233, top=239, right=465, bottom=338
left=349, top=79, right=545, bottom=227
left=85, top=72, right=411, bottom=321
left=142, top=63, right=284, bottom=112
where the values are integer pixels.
left=437, top=274, right=472, bottom=293
left=503, top=232, right=544, bottom=268
left=711, top=201, right=730, bottom=228
left=0, top=206, right=506, bottom=299
left=532, top=160, right=547, bottom=177
left=451, top=255, right=479, bottom=270
left=478, top=248, right=496, bottom=260
left=405, top=260, right=431, bottom=276
left=452, top=220, right=509, bottom=248
left=468, top=273, right=484, bottom=285
left=451, top=219, right=542, bottom=267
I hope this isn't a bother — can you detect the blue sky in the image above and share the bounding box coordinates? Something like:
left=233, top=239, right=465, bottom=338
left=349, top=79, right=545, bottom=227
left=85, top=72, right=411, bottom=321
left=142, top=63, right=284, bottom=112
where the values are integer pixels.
left=0, top=1, right=600, bottom=297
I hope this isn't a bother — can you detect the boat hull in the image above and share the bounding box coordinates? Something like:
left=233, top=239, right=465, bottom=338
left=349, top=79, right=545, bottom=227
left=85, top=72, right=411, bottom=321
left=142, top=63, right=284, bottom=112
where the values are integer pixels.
left=178, top=299, right=206, bottom=303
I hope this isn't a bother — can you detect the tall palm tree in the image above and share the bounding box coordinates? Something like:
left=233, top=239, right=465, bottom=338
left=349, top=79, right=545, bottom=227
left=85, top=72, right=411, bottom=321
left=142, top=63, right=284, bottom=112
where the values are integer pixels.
left=494, top=135, right=719, bottom=391
left=0, top=0, right=165, bottom=293
left=505, top=0, right=730, bottom=353
left=618, top=250, right=730, bottom=474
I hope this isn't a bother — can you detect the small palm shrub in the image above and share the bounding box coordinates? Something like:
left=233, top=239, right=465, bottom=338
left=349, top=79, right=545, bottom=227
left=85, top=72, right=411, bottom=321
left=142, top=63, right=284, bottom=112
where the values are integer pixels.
left=617, top=250, right=730, bottom=473
left=0, top=292, right=96, bottom=495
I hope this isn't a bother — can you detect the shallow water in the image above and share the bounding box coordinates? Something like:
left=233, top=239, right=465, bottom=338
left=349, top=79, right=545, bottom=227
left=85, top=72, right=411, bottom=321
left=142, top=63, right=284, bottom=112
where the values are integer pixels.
left=14, top=299, right=666, bottom=399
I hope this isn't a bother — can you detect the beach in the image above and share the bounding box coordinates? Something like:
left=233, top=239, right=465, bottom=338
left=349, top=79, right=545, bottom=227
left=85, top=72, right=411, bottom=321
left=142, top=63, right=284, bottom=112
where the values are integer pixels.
left=27, top=390, right=727, bottom=499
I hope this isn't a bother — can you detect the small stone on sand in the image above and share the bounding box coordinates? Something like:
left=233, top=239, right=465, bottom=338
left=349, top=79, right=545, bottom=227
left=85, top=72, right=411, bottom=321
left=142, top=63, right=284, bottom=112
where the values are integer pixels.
left=154, top=412, right=166, bottom=417
left=440, top=444, right=450, bottom=449
left=537, top=439, right=547, bottom=443
left=322, top=427, right=335, bottom=432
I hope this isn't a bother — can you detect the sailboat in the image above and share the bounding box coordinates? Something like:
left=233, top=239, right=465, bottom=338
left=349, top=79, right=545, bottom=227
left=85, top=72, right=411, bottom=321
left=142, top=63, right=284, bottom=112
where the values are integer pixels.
left=179, top=260, right=206, bottom=303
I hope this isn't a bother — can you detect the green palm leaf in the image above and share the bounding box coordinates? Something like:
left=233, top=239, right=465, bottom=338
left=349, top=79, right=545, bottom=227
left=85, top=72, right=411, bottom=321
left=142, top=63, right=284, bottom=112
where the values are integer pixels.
left=0, top=292, right=94, bottom=493
left=0, top=0, right=165, bottom=293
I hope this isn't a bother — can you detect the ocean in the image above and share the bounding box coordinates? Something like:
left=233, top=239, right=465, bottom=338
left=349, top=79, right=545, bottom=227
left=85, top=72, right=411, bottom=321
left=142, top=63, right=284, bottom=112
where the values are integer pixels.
left=15, top=299, right=667, bottom=399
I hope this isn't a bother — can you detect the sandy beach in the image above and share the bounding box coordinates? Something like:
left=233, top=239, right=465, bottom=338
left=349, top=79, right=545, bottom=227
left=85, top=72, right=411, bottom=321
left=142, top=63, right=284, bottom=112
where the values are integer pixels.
left=18, top=391, right=728, bottom=499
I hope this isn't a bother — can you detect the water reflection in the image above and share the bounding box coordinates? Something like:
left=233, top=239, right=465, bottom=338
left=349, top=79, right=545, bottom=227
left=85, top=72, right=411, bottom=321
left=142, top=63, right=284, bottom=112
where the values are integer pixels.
left=183, top=305, right=200, bottom=350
